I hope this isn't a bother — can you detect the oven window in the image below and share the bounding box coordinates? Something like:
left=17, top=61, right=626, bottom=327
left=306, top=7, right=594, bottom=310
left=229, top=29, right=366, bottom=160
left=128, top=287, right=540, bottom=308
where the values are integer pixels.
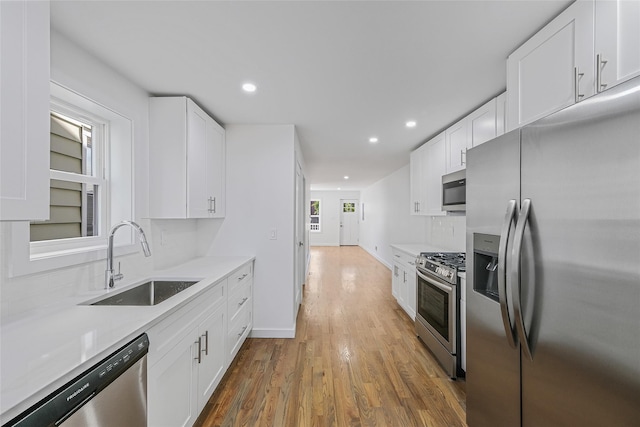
left=418, top=279, right=449, bottom=341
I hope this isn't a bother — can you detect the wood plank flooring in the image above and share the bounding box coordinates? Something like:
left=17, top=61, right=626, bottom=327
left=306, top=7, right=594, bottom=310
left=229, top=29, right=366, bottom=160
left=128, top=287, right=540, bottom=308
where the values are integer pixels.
left=195, top=246, right=467, bottom=427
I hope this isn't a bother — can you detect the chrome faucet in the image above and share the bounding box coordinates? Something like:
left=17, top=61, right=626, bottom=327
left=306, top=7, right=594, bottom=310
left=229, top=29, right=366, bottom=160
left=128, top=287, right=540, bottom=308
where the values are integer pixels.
left=105, top=220, right=152, bottom=289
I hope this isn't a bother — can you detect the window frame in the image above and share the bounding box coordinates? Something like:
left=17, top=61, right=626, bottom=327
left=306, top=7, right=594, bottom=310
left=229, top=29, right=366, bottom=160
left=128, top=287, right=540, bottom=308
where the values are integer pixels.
left=7, top=81, right=136, bottom=277
left=29, top=103, right=108, bottom=249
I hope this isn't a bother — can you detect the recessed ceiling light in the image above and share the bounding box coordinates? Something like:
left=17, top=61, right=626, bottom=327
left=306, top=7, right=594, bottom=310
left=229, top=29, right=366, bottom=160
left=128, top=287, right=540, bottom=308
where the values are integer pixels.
left=337, top=187, right=341, bottom=190
left=406, top=120, right=417, bottom=128
left=369, top=137, right=379, bottom=143
left=344, top=176, right=349, bottom=180
left=242, top=82, right=257, bottom=93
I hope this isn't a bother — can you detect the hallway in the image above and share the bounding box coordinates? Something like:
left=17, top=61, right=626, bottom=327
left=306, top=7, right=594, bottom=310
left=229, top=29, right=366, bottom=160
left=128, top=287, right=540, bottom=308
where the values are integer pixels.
left=196, top=246, right=467, bottom=426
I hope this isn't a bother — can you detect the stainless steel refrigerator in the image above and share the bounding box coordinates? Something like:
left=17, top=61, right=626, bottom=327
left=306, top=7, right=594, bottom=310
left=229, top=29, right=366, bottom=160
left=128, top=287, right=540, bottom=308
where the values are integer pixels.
left=465, top=75, right=640, bottom=427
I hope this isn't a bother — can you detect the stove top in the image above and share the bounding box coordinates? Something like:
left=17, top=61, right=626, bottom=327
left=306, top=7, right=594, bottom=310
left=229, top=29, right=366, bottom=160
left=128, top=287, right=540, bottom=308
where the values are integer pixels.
left=416, top=252, right=466, bottom=284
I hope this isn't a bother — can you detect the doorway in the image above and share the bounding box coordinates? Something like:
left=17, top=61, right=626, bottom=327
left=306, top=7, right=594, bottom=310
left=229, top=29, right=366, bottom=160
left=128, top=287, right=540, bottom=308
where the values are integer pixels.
left=294, top=161, right=305, bottom=308
left=339, top=199, right=359, bottom=246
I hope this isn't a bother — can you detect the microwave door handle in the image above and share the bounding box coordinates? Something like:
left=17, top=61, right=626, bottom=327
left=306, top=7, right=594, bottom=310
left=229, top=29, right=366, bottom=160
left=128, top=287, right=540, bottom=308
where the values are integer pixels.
left=417, top=270, right=453, bottom=293
left=511, top=198, right=534, bottom=360
left=499, top=199, right=518, bottom=348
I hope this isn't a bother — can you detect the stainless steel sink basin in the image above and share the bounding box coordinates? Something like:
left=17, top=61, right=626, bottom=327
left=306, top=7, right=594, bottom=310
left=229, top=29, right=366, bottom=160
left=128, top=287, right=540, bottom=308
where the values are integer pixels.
left=89, top=280, right=198, bottom=306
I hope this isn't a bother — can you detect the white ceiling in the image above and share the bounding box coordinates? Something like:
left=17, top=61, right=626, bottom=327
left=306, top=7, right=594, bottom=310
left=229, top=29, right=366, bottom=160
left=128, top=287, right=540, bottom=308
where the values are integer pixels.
left=50, top=0, right=571, bottom=191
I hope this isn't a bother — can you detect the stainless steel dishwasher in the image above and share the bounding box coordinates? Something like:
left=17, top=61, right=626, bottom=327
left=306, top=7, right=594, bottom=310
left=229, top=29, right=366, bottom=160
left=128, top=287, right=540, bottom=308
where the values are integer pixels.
left=3, top=333, right=149, bottom=427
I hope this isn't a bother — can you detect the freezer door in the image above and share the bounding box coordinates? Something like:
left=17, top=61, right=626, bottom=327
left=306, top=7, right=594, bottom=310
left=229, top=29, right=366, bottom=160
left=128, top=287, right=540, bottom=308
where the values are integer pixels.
left=465, top=130, right=521, bottom=427
left=519, top=77, right=640, bottom=426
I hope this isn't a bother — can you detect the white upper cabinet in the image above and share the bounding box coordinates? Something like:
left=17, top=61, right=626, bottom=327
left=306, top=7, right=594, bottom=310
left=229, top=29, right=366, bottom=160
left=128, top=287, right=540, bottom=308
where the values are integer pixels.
left=507, top=0, right=595, bottom=131
left=468, top=98, right=497, bottom=148
left=423, top=132, right=446, bottom=216
left=445, top=98, right=497, bottom=173
left=594, top=0, right=640, bottom=93
left=445, top=119, right=468, bottom=174
left=149, top=97, right=225, bottom=219
left=409, top=143, right=427, bottom=215
left=410, top=132, right=446, bottom=216
left=0, top=0, right=50, bottom=221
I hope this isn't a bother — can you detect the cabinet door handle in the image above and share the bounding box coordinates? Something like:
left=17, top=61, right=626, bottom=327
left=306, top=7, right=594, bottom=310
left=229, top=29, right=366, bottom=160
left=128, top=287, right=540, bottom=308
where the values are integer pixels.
left=238, top=297, right=249, bottom=307
left=237, top=325, right=248, bottom=338
left=202, top=330, right=209, bottom=356
left=207, top=197, right=214, bottom=213
left=194, top=336, right=202, bottom=364
left=574, top=67, right=585, bottom=103
left=238, top=273, right=248, bottom=281
left=596, top=54, right=608, bottom=93
left=213, top=197, right=216, bottom=213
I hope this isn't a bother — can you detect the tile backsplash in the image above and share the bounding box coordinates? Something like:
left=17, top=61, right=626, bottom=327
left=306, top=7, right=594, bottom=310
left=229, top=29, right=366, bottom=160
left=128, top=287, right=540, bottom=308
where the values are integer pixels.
left=427, top=214, right=466, bottom=252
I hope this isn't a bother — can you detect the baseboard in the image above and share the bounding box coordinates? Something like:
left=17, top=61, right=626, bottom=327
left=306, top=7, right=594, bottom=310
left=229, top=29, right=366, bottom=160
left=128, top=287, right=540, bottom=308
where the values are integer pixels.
left=361, top=245, right=392, bottom=270
left=249, top=327, right=296, bottom=339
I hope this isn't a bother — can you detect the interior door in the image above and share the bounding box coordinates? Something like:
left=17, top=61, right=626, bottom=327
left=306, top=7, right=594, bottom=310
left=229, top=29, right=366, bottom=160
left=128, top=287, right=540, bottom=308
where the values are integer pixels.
left=339, top=199, right=359, bottom=246
left=294, top=161, right=305, bottom=308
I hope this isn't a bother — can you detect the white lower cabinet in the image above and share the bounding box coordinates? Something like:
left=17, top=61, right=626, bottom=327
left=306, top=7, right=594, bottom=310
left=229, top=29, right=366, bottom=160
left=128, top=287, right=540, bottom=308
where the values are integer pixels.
left=391, top=248, right=417, bottom=320
left=226, top=263, right=253, bottom=364
left=147, top=260, right=254, bottom=427
left=148, top=327, right=200, bottom=427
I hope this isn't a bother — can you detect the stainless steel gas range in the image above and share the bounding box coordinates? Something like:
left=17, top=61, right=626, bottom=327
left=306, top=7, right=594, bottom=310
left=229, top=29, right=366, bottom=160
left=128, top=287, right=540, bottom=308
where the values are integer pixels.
left=415, top=252, right=465, bottom=379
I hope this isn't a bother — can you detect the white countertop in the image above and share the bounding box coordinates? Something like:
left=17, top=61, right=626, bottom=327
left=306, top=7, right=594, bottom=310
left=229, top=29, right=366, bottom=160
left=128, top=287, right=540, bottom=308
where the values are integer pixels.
left=0, top=255, right=254, bottom=422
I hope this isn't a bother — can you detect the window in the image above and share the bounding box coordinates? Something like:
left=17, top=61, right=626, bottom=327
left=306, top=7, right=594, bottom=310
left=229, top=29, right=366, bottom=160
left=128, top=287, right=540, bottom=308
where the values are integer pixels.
left=343, top=202, right=355, bottom=213
left=310, top=199, right=321, bottom=232
left=8, top=81, right=135, bottom=277
left=30, top=111, right=105, bottom=242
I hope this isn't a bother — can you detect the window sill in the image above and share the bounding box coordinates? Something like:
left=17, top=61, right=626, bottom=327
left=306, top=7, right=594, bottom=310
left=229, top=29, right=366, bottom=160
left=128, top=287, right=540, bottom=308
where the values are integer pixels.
left=6, top=222, right=138, bottom=278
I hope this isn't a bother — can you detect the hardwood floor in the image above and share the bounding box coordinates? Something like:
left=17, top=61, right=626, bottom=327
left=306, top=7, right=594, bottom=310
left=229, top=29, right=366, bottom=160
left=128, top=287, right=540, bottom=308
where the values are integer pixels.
left=195, top=246, right=467, bottom=427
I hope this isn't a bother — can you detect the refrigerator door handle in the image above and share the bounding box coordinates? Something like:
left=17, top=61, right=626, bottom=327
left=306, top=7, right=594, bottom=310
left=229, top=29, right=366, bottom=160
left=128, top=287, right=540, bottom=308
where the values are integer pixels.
left=499, top=199, right=518, bottom=348
left=512, top=198, right=534, bottom=360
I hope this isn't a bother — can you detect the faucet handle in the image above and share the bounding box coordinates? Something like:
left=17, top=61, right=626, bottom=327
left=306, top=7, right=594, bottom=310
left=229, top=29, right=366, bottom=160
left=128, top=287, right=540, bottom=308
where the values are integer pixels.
left=113, top=262, right=124, bottom=282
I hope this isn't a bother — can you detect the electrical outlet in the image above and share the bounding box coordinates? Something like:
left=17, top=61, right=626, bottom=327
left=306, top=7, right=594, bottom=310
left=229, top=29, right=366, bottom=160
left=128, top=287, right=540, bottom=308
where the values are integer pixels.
left=270, top=228, right=277, bottom=240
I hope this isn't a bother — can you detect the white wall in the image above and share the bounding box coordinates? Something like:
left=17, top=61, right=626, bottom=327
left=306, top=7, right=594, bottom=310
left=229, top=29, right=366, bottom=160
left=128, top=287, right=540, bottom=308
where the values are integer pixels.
left=309, top=190, right=360, bottom=246
left=359, top=165, right=427, bottom=267
left=200, top=125, right=298, bottom=338
left=0, top=31, right=200, bottom=321
left=358, top=164, right=466, bottom=269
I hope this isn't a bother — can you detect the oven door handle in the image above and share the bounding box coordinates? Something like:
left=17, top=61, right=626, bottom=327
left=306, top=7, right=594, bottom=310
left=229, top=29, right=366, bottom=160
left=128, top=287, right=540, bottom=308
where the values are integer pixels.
left=416, top=270, right=453, bottom=294
left=499, top=199, right=518, bottom=349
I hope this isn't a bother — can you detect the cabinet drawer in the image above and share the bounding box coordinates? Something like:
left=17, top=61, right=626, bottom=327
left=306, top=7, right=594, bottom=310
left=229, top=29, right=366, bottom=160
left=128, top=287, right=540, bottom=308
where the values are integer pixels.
left=228, top=263, right=252, bottom=292
left=392, top=251, right=417, bottom=270
left=227, top=304, right=252, bottom=363
left=148, top=280, right=225, bottom=361
left=228, top=279, right=251, bottom=323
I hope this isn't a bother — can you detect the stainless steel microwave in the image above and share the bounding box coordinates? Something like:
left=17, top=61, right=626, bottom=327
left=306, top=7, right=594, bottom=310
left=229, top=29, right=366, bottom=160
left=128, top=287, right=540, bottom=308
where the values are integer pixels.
left=442, top=170, right=466, bottom=212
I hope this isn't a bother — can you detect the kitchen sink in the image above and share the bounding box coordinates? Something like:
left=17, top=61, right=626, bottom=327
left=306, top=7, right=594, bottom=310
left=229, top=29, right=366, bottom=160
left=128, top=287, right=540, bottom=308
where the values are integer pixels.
left=88, top=280, right=199, bottom=306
